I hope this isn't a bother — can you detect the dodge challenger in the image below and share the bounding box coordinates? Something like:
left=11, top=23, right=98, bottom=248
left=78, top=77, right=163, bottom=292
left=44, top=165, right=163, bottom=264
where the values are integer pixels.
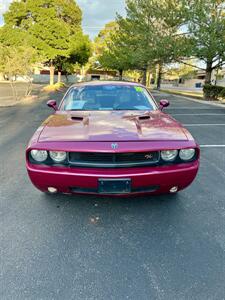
left=26, top=81, right=199, bottom=196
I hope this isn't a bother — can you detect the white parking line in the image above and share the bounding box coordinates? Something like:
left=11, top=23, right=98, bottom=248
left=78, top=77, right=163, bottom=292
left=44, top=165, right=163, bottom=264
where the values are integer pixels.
left=184, top=124, right=225, bottom=126
left=172, top=113, right=225, bottom=116
left=157, top=92, right=225, bottom=108
left=168, top=107, right=223, bottom=110
left=200, top=145, right=225, bottom=148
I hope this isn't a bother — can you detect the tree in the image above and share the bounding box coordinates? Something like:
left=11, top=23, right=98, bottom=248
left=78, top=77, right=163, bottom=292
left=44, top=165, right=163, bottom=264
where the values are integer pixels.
left=93, top=22, right=132, bottom=79
left=2, top=0, right=91, bottom=85
left=185, top=0, right=225, bottom=86
left=164, top=62, right=198, bottom=82
left=114, top=0, right=191, bottom=87
left=0, top=45, right=36, bottom=100
left=54, top=33, right=92, bottom=82
left=95, top=20, right=153, bottom=81
left=98, top=35, right=135, bottom=80
left=94, top=22, right=118, bottom=57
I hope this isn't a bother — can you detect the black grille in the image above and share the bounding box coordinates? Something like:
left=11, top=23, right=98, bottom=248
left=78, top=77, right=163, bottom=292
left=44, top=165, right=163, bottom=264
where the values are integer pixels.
left=68, top=151, right=160, bottom=168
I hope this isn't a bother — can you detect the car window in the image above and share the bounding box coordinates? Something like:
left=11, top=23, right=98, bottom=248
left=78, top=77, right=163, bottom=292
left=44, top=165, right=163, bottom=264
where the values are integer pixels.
left=62, top=85, right=157, bottom=111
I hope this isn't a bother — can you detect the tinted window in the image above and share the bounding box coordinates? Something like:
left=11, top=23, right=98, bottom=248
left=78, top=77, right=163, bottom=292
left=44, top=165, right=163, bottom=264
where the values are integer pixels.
left=62, top=85, right=156, bottom=111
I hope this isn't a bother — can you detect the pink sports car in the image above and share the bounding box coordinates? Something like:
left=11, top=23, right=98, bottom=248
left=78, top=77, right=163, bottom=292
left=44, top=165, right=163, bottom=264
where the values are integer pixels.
left=26, top=81, right=199, bottom=196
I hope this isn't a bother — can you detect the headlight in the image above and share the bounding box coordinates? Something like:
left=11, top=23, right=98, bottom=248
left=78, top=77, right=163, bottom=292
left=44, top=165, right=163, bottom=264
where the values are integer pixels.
left=161, top=150, right=178, bottom=162
left=179, top=148, right=195, bottom=161
left=49, top=151, right=67, bottom=162
left=30, top=150, right=48, bottom=162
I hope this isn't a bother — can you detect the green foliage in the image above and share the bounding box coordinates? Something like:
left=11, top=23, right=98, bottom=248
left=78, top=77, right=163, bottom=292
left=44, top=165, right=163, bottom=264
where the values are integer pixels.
left=165, top=62, right=198, bottom=80
left=0, top=25, right=28, bottom=47
left=116, top=0, right=191, bottom=67
left=184, top=0, right=225, bottom=90
left=43, top=82, right=66, bottom=92
left=99, top=42, right=133, bottom=75
left=123, top=70, right=142, bottom=81
left=0, top=44, right=36, bottom=99
left=2, top=0, right=91, bottom=67
left=0, top=45, right=36, bottom=78
left=203, top=84, right=225, bottom=101
left=94, top=21, right=118, bottom=57
left=95, top=0, right=225, bottom=89
left=95, top=0, right=193, bottom=85
left=93, top=21, right=133, bottom=76
left=186, top=0, right=225, bottom=69
left=55, top=33, right=92, bottom=75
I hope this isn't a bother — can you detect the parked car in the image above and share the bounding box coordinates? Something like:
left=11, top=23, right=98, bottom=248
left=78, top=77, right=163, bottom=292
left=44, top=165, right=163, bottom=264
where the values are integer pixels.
left=26, top=81, right=199, bottom=196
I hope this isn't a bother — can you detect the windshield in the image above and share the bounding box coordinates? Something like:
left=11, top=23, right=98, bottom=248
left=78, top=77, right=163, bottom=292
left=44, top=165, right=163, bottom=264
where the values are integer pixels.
left=62, top=85, right=157, bottom=111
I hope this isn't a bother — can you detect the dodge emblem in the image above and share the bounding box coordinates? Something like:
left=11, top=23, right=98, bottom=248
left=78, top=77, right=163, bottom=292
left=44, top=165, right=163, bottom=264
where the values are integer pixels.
left=111, top=143, right=118, bottom=149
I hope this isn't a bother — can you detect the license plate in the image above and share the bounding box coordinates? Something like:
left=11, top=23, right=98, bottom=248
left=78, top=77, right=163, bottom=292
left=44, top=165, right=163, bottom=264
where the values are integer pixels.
left=98, top=178, right=131, bottom=194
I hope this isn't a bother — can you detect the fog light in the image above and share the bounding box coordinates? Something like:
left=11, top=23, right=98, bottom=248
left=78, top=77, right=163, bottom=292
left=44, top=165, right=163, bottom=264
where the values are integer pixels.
left=170, top=186, right=178, bottom=193
left=48, top=187, right=57, bottom=193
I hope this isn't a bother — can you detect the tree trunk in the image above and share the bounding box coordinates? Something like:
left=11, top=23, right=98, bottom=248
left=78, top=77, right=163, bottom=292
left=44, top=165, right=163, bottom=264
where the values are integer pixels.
left=65, top=72, right=69, bottom=82
left=148, top=72, right=152, bottom=88
left=65, top=73, right=69, bottom=82
left=58, top=71, right=61, bottom=83
left=157, top=64, right=162, bottom=90
left=204, top=60, right=213, bottom=100
left=119, top=69, right=123, bottom=80
left=25, top=78, right=33, bottom=97
left=49, top=60, right=55, bottom=86
left=205, top=60, right=213, bottom=85
left=214, top=68, right=219, bottom=86
left=142, top=67, right=147, bottom=86
left=9, top=80, right=18, bottom=101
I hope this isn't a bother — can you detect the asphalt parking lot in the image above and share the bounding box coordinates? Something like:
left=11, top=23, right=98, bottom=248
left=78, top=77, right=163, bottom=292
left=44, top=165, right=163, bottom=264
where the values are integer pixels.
left=0, top=87, right=225, bottom=299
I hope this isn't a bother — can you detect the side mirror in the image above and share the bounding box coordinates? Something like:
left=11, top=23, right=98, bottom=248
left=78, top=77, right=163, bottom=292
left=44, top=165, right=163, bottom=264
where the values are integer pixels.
left=47, top=100, right=58, bottom=111
left=159, top=99, right=170, bottom=110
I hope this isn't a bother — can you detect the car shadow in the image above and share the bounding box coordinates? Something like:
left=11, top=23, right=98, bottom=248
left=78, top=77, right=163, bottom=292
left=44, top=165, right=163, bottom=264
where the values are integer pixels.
left=40, top=192, right=183, bottom=229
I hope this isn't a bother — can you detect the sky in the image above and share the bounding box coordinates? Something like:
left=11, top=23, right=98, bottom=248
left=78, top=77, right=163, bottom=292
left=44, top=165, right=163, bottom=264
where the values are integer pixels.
left=0, top=0, right=126, bottom=39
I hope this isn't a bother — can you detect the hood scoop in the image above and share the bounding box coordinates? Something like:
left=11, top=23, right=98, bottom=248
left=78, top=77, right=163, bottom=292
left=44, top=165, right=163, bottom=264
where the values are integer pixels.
left=71, top=116, right=84, bottom=121
left=138, top=115, right=151, bottom=121
left=40, top=111, right=188, bottom=142
left=70, top=115, right=89, bottom=126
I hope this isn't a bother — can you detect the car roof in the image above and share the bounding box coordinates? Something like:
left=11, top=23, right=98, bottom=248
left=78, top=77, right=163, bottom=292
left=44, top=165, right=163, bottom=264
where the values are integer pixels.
left=70, top=80, right=145, bottom=88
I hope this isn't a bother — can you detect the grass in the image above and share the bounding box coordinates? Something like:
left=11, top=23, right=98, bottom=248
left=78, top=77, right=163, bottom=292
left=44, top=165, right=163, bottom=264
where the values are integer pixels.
left=160, top=88, right=225, bottom=103
left=160, top=89, right=204, bottom=100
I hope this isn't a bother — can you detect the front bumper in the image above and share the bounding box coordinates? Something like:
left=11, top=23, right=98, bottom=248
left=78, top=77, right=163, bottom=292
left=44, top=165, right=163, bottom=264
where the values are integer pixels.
left=26, top=161, right=199, bottom=196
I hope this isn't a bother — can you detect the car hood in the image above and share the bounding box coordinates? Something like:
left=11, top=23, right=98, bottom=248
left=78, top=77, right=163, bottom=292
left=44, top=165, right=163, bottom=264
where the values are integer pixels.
left=38, top=111, right=188, bottom=142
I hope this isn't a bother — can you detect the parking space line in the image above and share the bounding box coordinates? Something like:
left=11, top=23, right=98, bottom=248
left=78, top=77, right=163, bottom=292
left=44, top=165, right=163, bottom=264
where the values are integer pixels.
left=200, top=145, right=225, bottom=148
left=168, top=107, right=223, bottom=110
left=184, top=124, right=225, bottom=126
left=158, top=92, right=225, bottom=108
left=172, top=113, right=225, bottom=116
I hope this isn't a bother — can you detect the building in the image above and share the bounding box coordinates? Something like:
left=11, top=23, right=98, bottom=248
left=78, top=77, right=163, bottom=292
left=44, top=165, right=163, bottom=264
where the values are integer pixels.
left=162, top=67, right=225, bottom=89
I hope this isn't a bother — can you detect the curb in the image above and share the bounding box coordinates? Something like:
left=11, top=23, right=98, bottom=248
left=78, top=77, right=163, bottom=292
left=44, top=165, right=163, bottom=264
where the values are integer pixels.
left=0, top=100, right=20, bottom=107
left=0, top=95, right=38, bottom=108
left=154, top=90, right=225, bottom=108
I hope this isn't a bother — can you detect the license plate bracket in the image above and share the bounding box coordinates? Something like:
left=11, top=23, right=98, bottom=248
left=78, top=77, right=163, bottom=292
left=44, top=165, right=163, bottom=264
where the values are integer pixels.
left=98, top=178, right=131, bottom=194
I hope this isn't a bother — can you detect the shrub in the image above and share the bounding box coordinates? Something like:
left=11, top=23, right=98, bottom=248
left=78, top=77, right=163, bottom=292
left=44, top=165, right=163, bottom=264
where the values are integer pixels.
left=203, top=84, right=225, bottom=101
left=42, top=82, right=66, bottom=92
left=54, top=82, right=66, bottom=89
